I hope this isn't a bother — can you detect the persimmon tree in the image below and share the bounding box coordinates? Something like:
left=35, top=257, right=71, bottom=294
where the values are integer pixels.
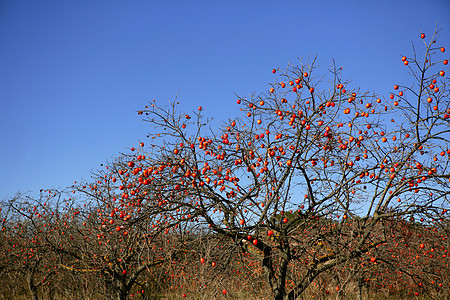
left=2, top=187, right=178, bottom=299
left=105, top=28, right=449, bottom=300
left=53, top=184, right=179, bottom=300
left=0, top=192, right=67, bottom=300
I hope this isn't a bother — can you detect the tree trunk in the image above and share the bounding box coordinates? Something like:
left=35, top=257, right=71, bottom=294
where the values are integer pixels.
left=115, top=278, right=130, bottom=300
left=273, top=255, right=289, bottom=300
left=358, top=283, right=362, bottom=300
left=26, top=273, right=38, bottom=300
left=358, top=279, right=363, bottom=300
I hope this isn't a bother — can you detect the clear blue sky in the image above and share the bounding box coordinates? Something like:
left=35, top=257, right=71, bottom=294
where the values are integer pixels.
left=1, top=1, right=449, bottom=199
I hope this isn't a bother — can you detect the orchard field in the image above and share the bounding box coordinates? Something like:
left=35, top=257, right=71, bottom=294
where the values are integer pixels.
left=1, top=30, right=449, bottom=300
